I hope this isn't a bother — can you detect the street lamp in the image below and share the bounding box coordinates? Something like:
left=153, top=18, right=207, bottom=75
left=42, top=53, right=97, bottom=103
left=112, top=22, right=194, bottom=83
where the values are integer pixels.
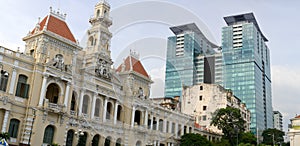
left=268, top=133, right=275, bottom=146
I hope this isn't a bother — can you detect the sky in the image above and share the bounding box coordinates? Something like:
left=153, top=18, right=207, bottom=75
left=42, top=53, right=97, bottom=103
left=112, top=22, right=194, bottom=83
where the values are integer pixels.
left=0, top=0, right=299, bottom=133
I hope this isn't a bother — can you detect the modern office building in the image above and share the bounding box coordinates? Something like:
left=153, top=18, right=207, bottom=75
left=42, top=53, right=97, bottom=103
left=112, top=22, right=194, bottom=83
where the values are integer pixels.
left=164, top=23, right=222, bottom=98
left=221, top=13, right=273, bottom=134
left=273, top=111, right=283, bottom=131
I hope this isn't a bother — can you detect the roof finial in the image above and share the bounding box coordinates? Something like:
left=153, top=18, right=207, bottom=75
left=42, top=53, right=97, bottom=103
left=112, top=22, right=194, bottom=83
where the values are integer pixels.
left=130, top=49, right=140, bottom=59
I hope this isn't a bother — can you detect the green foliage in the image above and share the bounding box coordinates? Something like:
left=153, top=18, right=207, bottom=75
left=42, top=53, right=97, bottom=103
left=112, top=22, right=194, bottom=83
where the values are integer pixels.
left=180, top=133, right=212, bottom=146
left=0, top=132, right=10, bottom=140
left=210, top=107, right=246, bottom=145
left=212, top=138, right=230, bottom=146
left=240, top=132, right=257, bottom=145
left=262, top=128, right=284, bottom=145
left=51, top=143, right=59, bottom=146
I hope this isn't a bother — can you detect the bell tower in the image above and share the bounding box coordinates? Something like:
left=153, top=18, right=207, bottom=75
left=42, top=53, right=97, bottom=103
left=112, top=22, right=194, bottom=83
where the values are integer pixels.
left=84, top=0, right=113, bottom=80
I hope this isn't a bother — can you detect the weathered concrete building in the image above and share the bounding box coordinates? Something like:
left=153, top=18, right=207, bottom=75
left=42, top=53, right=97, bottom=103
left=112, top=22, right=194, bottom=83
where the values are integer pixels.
left=181, top=83, right=251, bottom=134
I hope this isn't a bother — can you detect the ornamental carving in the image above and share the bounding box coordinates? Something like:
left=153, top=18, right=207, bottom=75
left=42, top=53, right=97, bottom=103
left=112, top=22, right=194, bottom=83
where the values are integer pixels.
left=95, top=58, right=111, bottom=80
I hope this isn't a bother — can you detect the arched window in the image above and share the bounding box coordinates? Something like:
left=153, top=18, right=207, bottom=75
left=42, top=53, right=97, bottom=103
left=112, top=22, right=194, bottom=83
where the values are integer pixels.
left=116, top=138, right=122, bottom=146
left=94, top=99, right=101, bottom=117
left=8, top=119, right=20, bottom=138
left=0, top=69, right=9, bottom=92
left=15, top=75, right=29, bottom=98
left=43, top=125, right=55, bottom=144
left=92, top=134, right=100, bottom=146
left=46, top=83, right=59, bottom=103
left=78, top=132, right=87, bottom=146
left=82, top=95, right=89, bottom=114
left=70, top=92, right=76, bottom=111
left=134, top=110, right=142, bottom=125
left=106, top=102, right=112, bottom=119
left=96, top=10, right=100, bottom=17
left=159, top=119, right=163, bottom=132
left=136, top=140, right=142, bottom=146
left=104, top=136, right=111, bottom=146
left=66, top=130, right=74, bottom=146
left=117, top=105, right=122, bottom=121
left=89, top=36, right=94, bottom=46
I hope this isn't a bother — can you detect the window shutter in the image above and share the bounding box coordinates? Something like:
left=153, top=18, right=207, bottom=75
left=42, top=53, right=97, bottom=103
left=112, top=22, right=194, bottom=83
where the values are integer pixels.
left=24, top=84, right=30, bottom=98
left=15, top=82, right=21, bottom=97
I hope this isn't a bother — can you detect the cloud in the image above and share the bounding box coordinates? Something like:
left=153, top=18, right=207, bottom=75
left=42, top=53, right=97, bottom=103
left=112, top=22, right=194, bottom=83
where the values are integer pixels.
left=272, top=65, right=300, bottom=132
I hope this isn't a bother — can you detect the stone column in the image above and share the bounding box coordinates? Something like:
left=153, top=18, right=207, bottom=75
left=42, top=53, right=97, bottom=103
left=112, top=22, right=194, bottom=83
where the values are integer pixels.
left=38, top=74, right=48, bottom=106
left=171, top=143, right=174, bottom=146
left=8, top=68, right=16, bottom=94
left=156, top=118, right=159, bottom=131
left=144, top=110, right=148, bottom=127
left=113, top=102, right=119, bottom=124
left=78, top=90, right=85, bottom=116
left=1, top=110, right=10, bottom=132
left=167, top=143, right=170, bottom=146
left=102, top=97, right=108, bottom=122
left=150, top=115, right=153, bottom=130
left=181, top=124, right=184, bottom=136
left=91, top=94, right=97, bottom=119
left=175, top=123, right=178, bottom=138
left=153, top=140, right=156, bottom=146
left=157, top=141, right=160, bottom=146
left=63, top=82, right=71, bottom=107
left=163, top=120, right=167, bottom=133
left=168, top=121, right=172, bottom=133
left=131, top=106, right=136, bottom=127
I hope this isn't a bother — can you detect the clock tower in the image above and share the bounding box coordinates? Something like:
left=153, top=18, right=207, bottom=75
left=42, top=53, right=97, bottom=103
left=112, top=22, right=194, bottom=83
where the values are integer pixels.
left=84, top=0, right=113, bottom=80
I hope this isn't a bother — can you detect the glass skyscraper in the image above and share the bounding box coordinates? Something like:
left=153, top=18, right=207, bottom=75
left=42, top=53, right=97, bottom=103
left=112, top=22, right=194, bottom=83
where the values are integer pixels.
left=164, top=23, right=222, bottom=98
left=222, top=13, right=273, bottom=134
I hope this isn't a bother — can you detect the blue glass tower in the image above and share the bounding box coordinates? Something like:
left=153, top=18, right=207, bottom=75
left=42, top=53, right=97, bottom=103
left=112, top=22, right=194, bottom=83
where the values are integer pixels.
left=164, top=23, right=221, bottom=98
left=222, top=13, right=273, bottom=133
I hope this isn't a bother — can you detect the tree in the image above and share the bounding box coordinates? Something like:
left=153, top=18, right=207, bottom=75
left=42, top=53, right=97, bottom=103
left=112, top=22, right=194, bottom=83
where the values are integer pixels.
left=0, top=132, right=9, bottom=140
left=240, top=132, right=257, bottom=145
left=210, top=107, right=246, bottom=146
left=262, top=128, right=284, bottom=145
left=180, top=133, right=212, bottom=146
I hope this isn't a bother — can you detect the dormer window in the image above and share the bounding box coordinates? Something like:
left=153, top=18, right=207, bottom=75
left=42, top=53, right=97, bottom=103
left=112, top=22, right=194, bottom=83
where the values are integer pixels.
left=96, top=10, right=100, bottom=17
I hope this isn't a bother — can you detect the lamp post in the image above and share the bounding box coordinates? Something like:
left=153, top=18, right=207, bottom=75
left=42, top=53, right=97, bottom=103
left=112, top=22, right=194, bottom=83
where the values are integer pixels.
left=268, top=133, right=275, bottom=146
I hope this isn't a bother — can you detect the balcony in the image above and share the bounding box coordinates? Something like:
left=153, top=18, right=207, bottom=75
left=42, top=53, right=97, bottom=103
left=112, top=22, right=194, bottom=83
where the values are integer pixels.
left=70, top=110, right=76, bottom=116
left=48, top=103, right=64, bottom=112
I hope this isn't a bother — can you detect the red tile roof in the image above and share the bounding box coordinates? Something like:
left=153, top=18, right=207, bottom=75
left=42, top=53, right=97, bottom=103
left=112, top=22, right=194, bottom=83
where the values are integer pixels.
left=116, top=56, right=149, bottom=78
left=31, top=15, right=76, bottom=43
left=295, top=115, right=300, bottom=118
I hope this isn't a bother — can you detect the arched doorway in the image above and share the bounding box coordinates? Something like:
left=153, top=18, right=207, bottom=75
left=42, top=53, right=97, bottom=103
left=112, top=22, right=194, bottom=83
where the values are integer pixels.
left=78, top=132, right=88, bottom=146
left=70, top=92, right=77, bottom=111
left=43, top=125, right=55, bottom=145
left=136, top=140, right=142, bottom=146
left=116, top=138, right=122, bottom=146
left=117, top=105, right=122, bottom=121
left=104, top=136, right=112, bottom=146
left=66, top=130, right=74, bottom=146
left=134, top=110, right=142, bottom=125
left=46, top=83, right=60, bottom=103
left=92, top=134, right=100, bottom=146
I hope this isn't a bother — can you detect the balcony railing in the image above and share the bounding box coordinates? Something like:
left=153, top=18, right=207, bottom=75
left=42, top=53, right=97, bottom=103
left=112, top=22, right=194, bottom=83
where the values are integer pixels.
left=48, top=103, right=63, bottom=112
left=70, top=110, right=76, bottom=116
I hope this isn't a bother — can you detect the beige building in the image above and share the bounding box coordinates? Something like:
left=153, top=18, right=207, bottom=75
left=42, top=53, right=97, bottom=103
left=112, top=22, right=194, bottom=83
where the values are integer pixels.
left=288, top=115, right=300, bottom=146
left=0, top=1, right=201, bottom=146
left=181, top=83, right=251, bottom=134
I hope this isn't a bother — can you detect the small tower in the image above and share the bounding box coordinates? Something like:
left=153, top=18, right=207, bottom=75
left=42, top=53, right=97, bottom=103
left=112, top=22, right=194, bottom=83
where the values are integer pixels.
left=84, top=0, right=113, bottom=80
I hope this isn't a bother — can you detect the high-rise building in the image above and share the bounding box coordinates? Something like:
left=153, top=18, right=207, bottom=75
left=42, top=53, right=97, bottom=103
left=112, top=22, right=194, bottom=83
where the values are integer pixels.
left=164, top=23, right=221, bottom=98
left=273, top=111, right=283, bottom=131
left=222, top=13, right=273, bottom=134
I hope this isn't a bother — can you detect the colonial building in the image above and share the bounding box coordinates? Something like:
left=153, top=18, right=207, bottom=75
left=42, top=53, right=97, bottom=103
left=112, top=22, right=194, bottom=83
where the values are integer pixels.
left=0, top=1, right=203, bottom=146
left=288, top=115, right=300, bottom=146
left=181, top=83, right=251, bottom=134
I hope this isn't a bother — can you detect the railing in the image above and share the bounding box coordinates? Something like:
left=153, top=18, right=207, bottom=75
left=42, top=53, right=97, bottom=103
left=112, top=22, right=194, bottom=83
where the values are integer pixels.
left=48, top=103, right=63, bottom=112
left=70, top=110, right=76, bottom=116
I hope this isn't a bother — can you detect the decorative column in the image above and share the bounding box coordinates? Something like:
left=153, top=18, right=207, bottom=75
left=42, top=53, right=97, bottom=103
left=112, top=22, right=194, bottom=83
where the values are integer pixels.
left=167, top=143, right=170, bottom=146
left=153, top=140, right=156, bottom=146
left=38, top=74, right=48, bottom=106
left=1, top=110, right=10, bottom=132
left=171, top=143, right=174, bottom=146
left=157, top=141, right=160, bottom=146
left=150, top=115, right=154, bottom=130
left=168, top=121, right=172, bottom=133
left=131, top=106, right=136, bottom=127
left=181, top=124, right=184, bottom=136
left=144, top=110, right=148, bottom=127
left=156, top=118, right=159, bottom=131
left=9, top=68, right=17, bottom=94
left=102, top=97, right=108, bottom=122
left=113, top=102, right=119, bottom=124
left=163, top=120, right=167, bottom=133
left=78, top=90, right=85, bottom=116
left=63, top=82, right=71, bottom=107
left=91, top=94, right=97, bottom=119
left=175, top=123, right=178, bottom=138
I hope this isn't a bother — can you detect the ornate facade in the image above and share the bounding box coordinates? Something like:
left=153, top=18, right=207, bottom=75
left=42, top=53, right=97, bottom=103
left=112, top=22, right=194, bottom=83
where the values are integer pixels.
left=0, top=1, right=214, bottom=146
